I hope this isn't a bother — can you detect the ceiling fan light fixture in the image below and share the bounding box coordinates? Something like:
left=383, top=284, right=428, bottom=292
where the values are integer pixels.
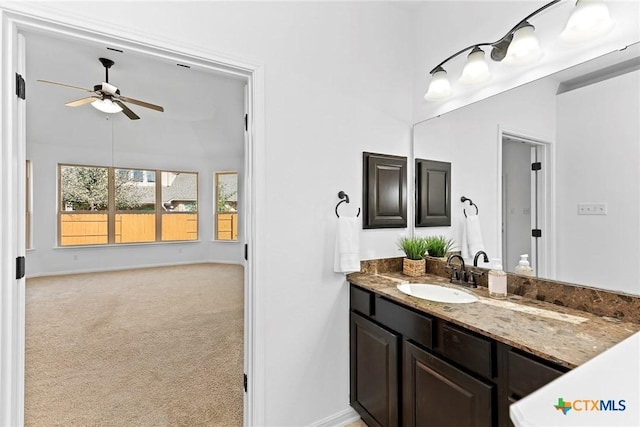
left=560, top=0, right=615, bottom=43
left=424, top=67, right=452, bottom=101
left=460, top=47, right=491, bottom=84
left=91, top=98, right=123, bottom=114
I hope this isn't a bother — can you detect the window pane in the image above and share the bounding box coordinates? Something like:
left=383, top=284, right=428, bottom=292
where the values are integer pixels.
left=215, top=172, right=238, bottom=241
left=161, top=172, right=198, bottom=212
left=60, top=165, right=108, bottom=211
left=161, top=171, right=198, bottom=241
left=115, top=168, right=156, bottom=211
left=116, top=213, right=156, bottom=243
left=60, top=213, right=108, bottom=246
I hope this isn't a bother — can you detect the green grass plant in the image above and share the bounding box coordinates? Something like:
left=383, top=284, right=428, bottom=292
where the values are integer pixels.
left=425, top=235, right=454, bottom=257
left=397, top=237, right=429, bottom=260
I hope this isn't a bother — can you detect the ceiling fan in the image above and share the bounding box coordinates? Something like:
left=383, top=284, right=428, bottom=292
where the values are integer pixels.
left=37, top=57, right=164, bottom=120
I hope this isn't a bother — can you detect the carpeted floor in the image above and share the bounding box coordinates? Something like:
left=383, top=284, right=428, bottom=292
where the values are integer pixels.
left=25, top=263, right=244, bottom=427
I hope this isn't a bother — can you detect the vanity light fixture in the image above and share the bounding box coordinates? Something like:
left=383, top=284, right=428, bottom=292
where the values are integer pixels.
left=459, top=46, right=491, bottom=84
left=91, top=97, right=123, bottom=114
left=560, top=0, right=615, bottom=43
left=503, top=21, right=543, bottom=66
left=424, top=0, right=614, bottom=101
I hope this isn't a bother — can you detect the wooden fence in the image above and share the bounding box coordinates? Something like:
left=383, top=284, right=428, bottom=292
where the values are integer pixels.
left=60, top=213, right=198, bottom=245
left=216, top=213, right=238, bottom=240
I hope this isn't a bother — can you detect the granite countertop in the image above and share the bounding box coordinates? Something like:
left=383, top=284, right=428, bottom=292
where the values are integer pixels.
left=347, top=271, right=640, bottom=369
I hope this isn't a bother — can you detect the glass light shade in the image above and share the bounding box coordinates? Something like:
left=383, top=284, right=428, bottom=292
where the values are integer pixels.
left=560, top=0, right=614, bottom=43
left=424, top=69, right=452, bottom=101
left=91, top=98, right=123, bottom=114
left=459, top=48, right=491, bottom=84
left=504, top=24, right=542, bottom=66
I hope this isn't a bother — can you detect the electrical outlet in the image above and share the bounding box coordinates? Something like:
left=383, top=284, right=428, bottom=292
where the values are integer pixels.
left=578, top=202, right=607, bottom=215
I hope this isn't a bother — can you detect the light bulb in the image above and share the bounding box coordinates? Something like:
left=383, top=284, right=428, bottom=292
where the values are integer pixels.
left=91, top=98, right=123, bottom=114
left=561, top=0, right=614, bottom=43
left=424, top=68, right=452, bottom=101
left=460, top=47, right=491, bottom=84
left=504, top=23, right=543, bottom=66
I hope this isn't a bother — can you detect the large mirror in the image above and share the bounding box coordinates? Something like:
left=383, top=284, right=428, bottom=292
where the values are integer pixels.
left=413, top=44, right=640, bottom=296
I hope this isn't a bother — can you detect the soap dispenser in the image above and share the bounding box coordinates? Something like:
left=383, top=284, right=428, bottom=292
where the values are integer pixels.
left=514, top=254, right=534, bottom=277
left=488, top=259, right=507, bottom=299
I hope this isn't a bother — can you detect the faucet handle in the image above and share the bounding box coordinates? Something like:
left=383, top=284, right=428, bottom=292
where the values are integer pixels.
left=448, top=266, right=459, bottom=281
left=467, top=269, right=483, bottom=288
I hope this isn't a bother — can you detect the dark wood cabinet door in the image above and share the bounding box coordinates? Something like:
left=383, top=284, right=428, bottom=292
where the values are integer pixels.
left=350, top=312, right=400, bottom=427
left=403, top=340, right=493, bottom=427
left=415, top=159, right=451, bottom=227
left=363, top=152, right=407, bottom=229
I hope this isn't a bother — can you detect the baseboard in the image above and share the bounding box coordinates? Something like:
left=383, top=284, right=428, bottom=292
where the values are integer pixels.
left=308, top=407, right=361, bottom=427
left=25, top=259, right=239, bottom=279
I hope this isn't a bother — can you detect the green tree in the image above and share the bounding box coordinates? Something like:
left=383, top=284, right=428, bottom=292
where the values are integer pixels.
left=61, top=166, right=146, bottom=211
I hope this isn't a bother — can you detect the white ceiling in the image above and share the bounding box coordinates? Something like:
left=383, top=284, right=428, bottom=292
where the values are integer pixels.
left=24, top=29, right=247, bottom=157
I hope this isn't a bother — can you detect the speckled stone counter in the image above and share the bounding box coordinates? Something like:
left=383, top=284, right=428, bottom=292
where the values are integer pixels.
left=347, top=270, right=640, bottom=369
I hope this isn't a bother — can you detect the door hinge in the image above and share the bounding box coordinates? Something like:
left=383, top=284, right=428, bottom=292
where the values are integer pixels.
left=15, top=73, right=26, bottom=100
left=531, top=162, right=542, bottom=171
left=16, top=256, right=25, bottom=279
left=244, top=114, right=248, bottom=131
left=532, top=229, right=542, bottom=238
left=243, top=373, right=248, bottom=393
left=244, top=244, right=248, bottom=261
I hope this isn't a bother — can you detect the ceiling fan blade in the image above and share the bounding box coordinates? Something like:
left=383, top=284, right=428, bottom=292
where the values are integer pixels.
left=65, top=96, right=99, bottom=107
left=37, top=79, right=94, bottom=93
left=114, top=100, right=140, bottom=120
left=117, top=96, right=164, bottom=112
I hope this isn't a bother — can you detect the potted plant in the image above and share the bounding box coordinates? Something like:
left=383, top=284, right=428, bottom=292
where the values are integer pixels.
left=397, top=237, right=429, bottom=277
left=425, top=235, right=454, bottom=259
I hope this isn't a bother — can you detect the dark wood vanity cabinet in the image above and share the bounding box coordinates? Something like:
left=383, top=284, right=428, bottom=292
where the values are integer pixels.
left=404, top=340, right=493, bottom=427
left=349, top=284, right=568, bottom=427
left=350, top=312, right=400, bottom=427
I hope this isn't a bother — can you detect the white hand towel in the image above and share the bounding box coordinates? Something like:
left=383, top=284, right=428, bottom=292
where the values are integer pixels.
left=461, top=214, right=485, bottom=260
left=334, top=216, right=360, bottom=274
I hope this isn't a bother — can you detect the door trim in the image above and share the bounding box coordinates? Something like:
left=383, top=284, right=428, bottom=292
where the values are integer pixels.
left=0, top=5, right=266, bottom=426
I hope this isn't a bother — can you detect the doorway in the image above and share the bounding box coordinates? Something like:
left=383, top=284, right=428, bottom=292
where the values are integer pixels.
left=500, top=131, right=551, bottom=277
left=0, top=8, right=261, bottom=426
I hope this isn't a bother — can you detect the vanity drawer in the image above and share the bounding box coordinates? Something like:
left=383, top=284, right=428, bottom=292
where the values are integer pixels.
left=438, top=322, right=494, bottom=379
left=375, top=297, right=433, bottom=349
left=350, top=285, right=374, bottom=317
left=508, top=350, right=565, bottom=398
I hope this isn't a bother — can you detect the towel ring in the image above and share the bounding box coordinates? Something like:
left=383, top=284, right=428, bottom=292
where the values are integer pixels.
left=335, top=191, right=361, bottom=218
left=461, top=196, right=478, bottom=218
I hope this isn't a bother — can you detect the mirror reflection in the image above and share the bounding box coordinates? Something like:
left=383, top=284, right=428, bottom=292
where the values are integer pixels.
left=413, top=45, right=640, bottom=296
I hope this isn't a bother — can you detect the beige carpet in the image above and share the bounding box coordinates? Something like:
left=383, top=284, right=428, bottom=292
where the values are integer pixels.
left=25, top=263, right=244, bottom=427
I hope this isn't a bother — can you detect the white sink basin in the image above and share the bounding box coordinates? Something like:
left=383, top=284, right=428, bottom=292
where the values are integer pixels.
left=397, top=283, right=478, bottom=304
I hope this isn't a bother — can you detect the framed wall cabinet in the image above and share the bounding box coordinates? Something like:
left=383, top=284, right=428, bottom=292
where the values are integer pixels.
left=363, top=152, right=407, bottom=229
left=415, top=159, right=451, bottom=227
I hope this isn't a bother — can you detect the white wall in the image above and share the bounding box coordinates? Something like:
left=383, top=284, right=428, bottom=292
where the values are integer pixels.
left=413, top=78, right=557, bottom=266
left=556, top=70, right=640, bottom=294
left=12, top=2, right=414, bottom=426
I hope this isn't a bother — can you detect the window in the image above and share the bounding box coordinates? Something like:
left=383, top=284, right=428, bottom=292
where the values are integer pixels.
left=58, top=164, right=198, bottom=246
left=215, top=171, right=238, bottom=241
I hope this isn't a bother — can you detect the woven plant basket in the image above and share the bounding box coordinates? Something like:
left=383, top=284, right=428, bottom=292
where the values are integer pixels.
left=402, top=258, right=426, bottom=277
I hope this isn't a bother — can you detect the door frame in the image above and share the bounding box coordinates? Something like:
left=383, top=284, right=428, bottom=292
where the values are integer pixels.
left=497, top=126, right=555, bottom=279
left=0, top=5, right=266, bottom=426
